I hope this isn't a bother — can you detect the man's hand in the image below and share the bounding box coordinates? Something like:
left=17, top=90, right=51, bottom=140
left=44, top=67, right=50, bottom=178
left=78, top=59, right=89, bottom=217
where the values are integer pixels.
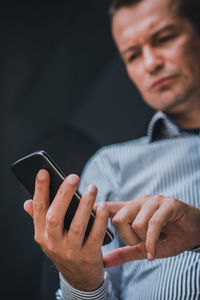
left=101, top=195, right=200, bottom=268
left=24, top=169, right=109, bottom=291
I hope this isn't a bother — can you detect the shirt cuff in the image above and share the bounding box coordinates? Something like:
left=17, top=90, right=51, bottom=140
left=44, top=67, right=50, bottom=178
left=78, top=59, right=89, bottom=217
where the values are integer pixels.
left=59, top=272, right=108, bottom=300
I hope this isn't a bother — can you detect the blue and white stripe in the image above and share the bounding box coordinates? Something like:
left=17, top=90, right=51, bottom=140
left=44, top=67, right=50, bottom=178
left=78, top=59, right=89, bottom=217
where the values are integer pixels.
left=58, top=111, right=200, bottom=299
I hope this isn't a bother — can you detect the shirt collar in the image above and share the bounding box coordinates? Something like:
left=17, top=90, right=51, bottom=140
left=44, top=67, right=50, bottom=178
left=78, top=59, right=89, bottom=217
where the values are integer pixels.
left=147, top=111, right=200, bottom=142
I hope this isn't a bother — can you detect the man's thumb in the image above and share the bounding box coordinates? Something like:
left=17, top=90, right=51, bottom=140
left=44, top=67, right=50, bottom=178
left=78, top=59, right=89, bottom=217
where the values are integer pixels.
left=103, top=243, right=147, bottom=268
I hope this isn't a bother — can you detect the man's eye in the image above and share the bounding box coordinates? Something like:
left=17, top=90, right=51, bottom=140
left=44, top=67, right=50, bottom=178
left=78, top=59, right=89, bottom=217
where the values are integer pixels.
left=127, top=53, right=139, bottom=62
left=157, top=34, right=177, bottom=44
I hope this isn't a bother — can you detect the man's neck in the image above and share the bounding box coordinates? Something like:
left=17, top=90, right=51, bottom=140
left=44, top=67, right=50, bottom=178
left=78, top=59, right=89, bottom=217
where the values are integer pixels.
left=167, top=109, right=200, bottom=129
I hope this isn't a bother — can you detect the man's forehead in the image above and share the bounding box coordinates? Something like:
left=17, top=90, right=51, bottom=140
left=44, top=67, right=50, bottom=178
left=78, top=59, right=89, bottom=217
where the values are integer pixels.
left=112, top=0, right=179, bottom=50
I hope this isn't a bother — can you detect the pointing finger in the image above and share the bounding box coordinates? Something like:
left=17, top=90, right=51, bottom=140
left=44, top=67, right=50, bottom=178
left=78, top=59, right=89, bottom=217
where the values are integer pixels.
left=103, top=202, right=126, bottom=218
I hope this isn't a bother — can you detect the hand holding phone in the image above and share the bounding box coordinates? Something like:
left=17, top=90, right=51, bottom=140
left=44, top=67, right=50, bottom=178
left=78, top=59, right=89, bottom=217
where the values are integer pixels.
left=11, top=150, right=114, bottom=245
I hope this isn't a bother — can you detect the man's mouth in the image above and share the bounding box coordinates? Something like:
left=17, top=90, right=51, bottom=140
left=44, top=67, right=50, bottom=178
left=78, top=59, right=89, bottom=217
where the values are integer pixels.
left=151, top=74, right=180, bottom=90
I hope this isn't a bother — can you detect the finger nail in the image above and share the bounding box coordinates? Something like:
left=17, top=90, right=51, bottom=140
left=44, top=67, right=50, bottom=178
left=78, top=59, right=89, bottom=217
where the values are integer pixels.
left=147, top=252, right=153, bottom=261
left=86, top=184, right=97, bottom=194
left=66, top=174, right=78, bottom=184
left=37, top=170, right=46, bottom=181
left=97, top=202, right=106, bottom=213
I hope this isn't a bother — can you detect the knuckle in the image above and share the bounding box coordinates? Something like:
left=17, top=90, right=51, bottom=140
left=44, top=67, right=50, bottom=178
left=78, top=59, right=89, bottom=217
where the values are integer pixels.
left=57, top=185, right=68, bottom=197
left=70, top=223, right=84, bottom=236
left=66, top=249, right=76, bottom=262
left=46, top=213, right=59, bottom=227
left=153, top=194, right=163, bottom=203
left=97, top=207, right=108, bottom=219
left=82, top=254, right=94, bottom=265
left=81, top=195, right=93, bottom=207
left=34, top=202, right=47, bottom=214
left=81, top=256, right=89, bottom=265
left=112, top=215, right=125, bottom=227
left=90, top=231, right=102, bottom=243
left=168, top=197, right=177, bottom=206
left=149, top=217, right=161, bottom=227
left=142, top=194, right=150, bottom=198
left=140, top=194, right=150, bottom=201
left=137, top=194, right=150, bottom=205
left=35, top=183, right=43, bottom=194
left=132, top=221, right=143, bottom=231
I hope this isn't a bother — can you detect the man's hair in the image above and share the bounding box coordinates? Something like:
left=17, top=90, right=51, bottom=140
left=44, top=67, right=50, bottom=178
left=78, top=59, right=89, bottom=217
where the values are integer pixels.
left=109, top=0, right=200, bottom=35
left=109, top=0, right=140, bottom=17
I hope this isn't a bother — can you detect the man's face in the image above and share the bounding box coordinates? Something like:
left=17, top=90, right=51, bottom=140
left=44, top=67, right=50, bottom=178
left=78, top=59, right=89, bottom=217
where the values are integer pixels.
left=112, top=0, right=200, bottom=115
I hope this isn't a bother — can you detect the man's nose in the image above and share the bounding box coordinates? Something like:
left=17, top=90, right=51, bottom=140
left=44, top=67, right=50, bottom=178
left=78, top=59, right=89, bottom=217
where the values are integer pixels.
left=143, top=46, right=164, bottom=74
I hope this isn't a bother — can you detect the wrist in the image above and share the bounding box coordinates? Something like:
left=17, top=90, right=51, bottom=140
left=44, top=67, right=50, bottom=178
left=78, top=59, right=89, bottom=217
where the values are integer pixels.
left=59, top=267, right=104, bottom=292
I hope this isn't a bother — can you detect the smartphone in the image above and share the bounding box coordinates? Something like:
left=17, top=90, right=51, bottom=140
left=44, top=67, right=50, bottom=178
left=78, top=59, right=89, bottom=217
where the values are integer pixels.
left=11, top=150, right=114, bottom=245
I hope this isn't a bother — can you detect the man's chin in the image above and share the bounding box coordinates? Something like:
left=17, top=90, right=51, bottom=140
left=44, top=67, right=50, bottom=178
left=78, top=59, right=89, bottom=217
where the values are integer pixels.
left=144, top=93, right=187, bottom=114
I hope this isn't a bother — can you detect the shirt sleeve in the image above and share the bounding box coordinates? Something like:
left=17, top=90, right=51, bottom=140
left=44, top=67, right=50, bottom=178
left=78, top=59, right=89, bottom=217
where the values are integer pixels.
left=58, top=147, right=123, bottom=299
left=59, top=272, right=116, bottom=300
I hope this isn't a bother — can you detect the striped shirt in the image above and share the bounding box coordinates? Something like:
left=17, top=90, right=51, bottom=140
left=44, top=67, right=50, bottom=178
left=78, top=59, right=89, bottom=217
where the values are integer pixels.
left=57, top=111, right=200, bottom=300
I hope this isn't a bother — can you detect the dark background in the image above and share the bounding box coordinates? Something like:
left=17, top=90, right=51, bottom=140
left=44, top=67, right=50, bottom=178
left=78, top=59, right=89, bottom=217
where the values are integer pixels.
left=1, top=1, right=153, bottom=299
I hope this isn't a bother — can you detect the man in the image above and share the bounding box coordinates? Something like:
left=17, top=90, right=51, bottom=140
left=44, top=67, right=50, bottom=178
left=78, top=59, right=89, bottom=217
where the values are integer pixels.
left=24, top=0, right=200, bottom=298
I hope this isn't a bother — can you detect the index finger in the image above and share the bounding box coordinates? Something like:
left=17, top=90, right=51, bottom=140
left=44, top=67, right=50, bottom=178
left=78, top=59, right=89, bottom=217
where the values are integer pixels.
left=101, top=202, right=126, bottom=218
